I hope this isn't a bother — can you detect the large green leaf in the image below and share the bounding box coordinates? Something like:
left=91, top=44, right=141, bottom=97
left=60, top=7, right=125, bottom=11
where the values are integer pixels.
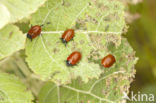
left=38, top=38, right=138, bottom=103
left=0, top=72, right=33, bottom=103
left=0, top=0, right=46, bottom=29
left=26, top=0, right=126, bottom=84
left=0, top=25, right=25, bottom=60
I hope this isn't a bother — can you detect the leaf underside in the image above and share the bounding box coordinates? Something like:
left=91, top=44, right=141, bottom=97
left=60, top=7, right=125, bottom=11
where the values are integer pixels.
left=0, top=0, right=46, bottom=29
left=0, top=24, right=25, bottom=60
left=0, top=72, right=33, bottom=103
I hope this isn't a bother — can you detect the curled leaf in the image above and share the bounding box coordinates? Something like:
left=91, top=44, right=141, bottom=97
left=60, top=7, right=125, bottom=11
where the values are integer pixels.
left=0, top=0, right=46, bottom=29
left=0, top=25, right=25, bottom=60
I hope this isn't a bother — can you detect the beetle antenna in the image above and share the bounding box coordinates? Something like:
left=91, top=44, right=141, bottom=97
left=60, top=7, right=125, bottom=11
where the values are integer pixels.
left=46, top=22, right=51, bottom=24
left=40, top=22, right=51, bottom=27
left=40, top=24, right=44, bottom=27
left=65, top=43, right=67, bottom=47
left=71, top=38, right=74, bottom=41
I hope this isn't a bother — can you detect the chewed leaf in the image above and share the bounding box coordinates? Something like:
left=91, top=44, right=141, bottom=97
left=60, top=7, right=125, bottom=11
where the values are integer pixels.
left=0, top=24, right=25, bottom=60
left=26, top=0, right=126, bottom=84
left=0, top=72, right=33, bottom=103
left=38, top=38, right=138, bottom=103
left=0, top=0, right=46, bottom=29
left=26, top=32, right=102, bottom=84
left=30, top=0, right=125, bottom=33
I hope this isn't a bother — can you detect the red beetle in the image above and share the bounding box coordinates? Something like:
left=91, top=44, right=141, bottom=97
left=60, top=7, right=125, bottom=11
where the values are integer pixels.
left=61, top=29, right=75, bottom=45
left=101, top=54, right=116, bottom=68
left=27, top=25, right=41, bottom=41
left=66, top=51, right=82, bottom=66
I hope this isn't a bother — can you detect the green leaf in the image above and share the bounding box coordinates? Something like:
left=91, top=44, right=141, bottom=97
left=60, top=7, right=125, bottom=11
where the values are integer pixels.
left=0, top=0, right=46, bottom=29
left=0, top=72, right=33, bottom=103
left=38, top=38, right=138, bottom=103
left=0, top=25, right=25, bottom=60
left=26, top=0, right=126, bottom=84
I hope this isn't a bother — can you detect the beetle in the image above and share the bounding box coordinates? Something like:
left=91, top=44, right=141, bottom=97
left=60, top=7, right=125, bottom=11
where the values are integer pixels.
left=66, top=51, right=81, bottom=66
left=61, top=29, right=75, bottom=45
left=27, top=25, right=42, bottom=41
left=101, top=54, right=116, bottom=68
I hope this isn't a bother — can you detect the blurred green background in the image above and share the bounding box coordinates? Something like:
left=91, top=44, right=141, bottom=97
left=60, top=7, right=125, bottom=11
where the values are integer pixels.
left=126, top=0, right=156, bottom=101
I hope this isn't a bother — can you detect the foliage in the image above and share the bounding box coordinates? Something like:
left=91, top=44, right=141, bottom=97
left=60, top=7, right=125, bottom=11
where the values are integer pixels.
left=0, top=0, right=46, bottom=29
left=0, top=0, right=138, bottom=103
left=0, top=25, right=25, bottom=60
left=38, top=38, right=137, bottom=103
left=26, top=0, right=126, bottom=84
left=0, top=72, right=33, bottom=103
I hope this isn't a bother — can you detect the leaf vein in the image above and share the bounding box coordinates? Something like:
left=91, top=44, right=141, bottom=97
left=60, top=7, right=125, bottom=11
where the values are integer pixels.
left=41, top=31, right=121, bottom=34
left=89, top=71, right=125, bottom=92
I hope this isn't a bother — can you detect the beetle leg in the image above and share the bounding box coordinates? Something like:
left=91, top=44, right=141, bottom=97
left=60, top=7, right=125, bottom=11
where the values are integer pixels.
left=60, top=38, right=68, bottom=46
left=64, top=40, right=67, bottom=47
left=71, top=38, right=74, bottom=41
left=27, top=34, right=32, bottom=41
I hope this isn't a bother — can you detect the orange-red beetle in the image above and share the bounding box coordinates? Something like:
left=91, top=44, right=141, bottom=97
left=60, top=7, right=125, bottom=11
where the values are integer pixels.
left=61, top=29, right=75, bottom=44
left=101, top=54, right=116, bottom=68
left=66, top=51, right=81, bottom=66
left=27, top=25, right=41, bottom=41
